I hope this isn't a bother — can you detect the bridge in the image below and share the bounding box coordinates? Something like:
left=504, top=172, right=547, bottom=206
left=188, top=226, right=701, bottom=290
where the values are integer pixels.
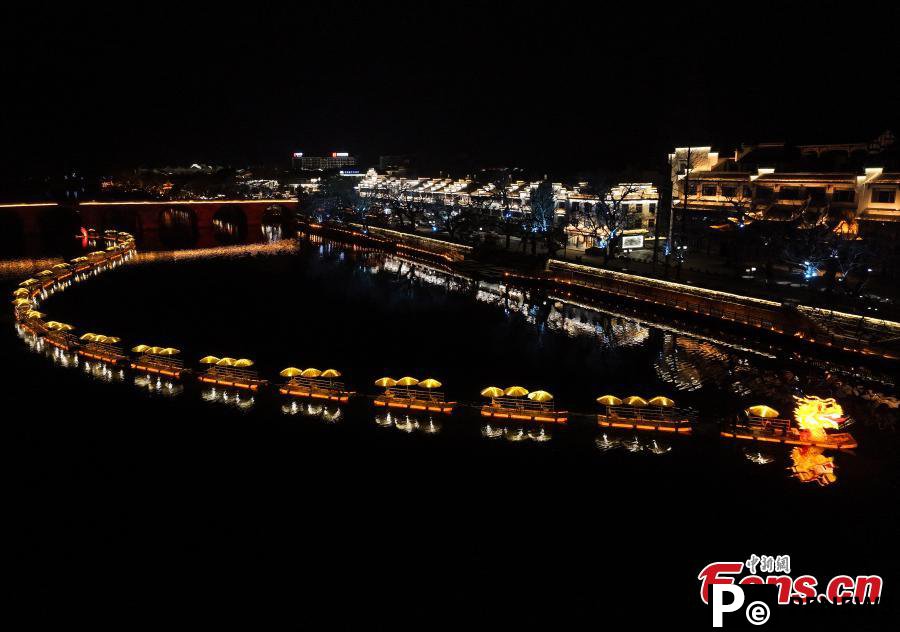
left=0, top=199, right=300, bottom=254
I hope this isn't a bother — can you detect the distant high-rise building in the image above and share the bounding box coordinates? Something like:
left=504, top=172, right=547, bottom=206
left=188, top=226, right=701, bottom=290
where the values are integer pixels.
left=292, top=152, right=357, bottom=171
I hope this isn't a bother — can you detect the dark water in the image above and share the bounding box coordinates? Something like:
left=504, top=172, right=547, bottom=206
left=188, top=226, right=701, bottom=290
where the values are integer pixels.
left=7, top=235, right=899, bottom=627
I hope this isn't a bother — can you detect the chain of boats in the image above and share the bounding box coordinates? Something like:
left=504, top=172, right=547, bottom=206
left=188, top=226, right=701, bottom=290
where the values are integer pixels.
left=12, top=229, right=859, bottom=462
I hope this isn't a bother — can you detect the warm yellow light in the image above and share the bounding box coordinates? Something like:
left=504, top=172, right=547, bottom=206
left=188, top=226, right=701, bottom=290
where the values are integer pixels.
left=793, top=395, right=845, bottom=440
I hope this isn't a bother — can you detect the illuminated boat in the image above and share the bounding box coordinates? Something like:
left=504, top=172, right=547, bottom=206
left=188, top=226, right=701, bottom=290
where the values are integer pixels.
left=479, top=386, right=568, bottom=423
left=721, top=398, right=857, bottom=450
left=130, top=345, right=186, bottom=379
left=373, top=377, right=455, bottom=414
left=196, top=356, right=267, bottom=391
left=596, top=395, right=694, bottom=434
left=41, top=321, right=77, bottom=350
left=77, top=333, right=127, bottom=365
left=278, top=367, right=352, bottom=402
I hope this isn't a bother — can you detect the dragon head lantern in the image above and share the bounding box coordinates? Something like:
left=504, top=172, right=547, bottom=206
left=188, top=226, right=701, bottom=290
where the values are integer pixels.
left=793, top=395, right=846, bottom=440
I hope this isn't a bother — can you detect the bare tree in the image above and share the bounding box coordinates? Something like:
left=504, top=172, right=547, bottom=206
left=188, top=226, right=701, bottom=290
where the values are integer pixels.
left=528, top=180, right=565, bottom=256
left=577, top=181, right=642, bottom=261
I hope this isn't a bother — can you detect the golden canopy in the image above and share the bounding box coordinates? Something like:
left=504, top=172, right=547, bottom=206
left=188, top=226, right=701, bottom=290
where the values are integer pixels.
left=396, top=376, right=419, bottom=387
left=132, top=345, right=153, bottom=353
left=233, top=359, right=254, bottom=368
left=301, top=368, right=322, bottom=378
left=480, top=386, right=505, bottom=398
left=596, top=395, right=622, bottom=406
left=623, top=396, right=648, bottom=407
left=527, top=390, right=554, bottom=403
left=374, top=377, right=397, bottom=388
left=280, top=367, right=303, bottom=378
left=746, top=405, right=780, bottom=419
left=418, top=378, right=442, bottom=389
left=503, top=386, right=529, bottom=397
left=321, top=369, right=343, bottom=379
left=648, top=396, right=675, bottom=408
left=199, top=355, right=221, bottom=364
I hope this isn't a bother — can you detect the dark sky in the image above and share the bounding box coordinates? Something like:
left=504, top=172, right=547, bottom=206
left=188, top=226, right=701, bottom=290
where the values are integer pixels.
left=3, top=4, right=898, bottom=177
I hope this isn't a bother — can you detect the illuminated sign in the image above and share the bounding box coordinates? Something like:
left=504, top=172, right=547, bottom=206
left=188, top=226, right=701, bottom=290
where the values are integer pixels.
left=293, top=152, right=303, bottom=158
left=622, top=235, right=644, bottom=249
left=332, top=152, right=349, bottom=157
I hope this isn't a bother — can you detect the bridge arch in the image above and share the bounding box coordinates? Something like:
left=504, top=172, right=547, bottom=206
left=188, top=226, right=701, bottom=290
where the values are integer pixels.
left=158, top=206, right=199, bottom=248
left=213, top=205, right=247, bottom=244
left=38, top=206, right=82, bottom=257
left=0, top=210, right=26, bottom=257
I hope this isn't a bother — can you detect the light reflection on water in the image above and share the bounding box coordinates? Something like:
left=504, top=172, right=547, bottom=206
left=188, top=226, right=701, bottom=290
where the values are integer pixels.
left=282, top=400, right=343, bottom=423
left=594, top=432, right=673, bottom=455
left=200, top=387, right=255, bottom=410
left=134, top=374, right=184, bottom=397
left=374, top=412, right=442, bottom=435
left=479, top=423, right=552, bottom=443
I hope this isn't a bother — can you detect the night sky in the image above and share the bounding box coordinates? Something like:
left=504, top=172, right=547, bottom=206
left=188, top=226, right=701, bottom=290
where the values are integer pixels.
left=3, top=4, right=898, bottom=177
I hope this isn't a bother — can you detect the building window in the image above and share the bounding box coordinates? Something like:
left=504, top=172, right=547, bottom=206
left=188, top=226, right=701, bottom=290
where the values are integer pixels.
left=832, top=189, right=855, bottom=203
left=779, top=187, right=801, bottom=200
left=721, top=186, right=737, bottom=198
left=872, top=188, right=896, bottom=204
left=648, top=203, right=657, bottom=214
left=806, top=187, right=827, bottom=203
left=687, top=183, right=698, bottom=195
left=756, top=187, right=774, bottom=200
left=702, top=185, right=717, bottom=197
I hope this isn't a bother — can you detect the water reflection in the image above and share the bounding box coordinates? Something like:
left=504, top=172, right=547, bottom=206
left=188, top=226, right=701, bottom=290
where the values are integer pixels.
left=480, top=423, right=552, bottom=443
left=594, top=432, right=672, bottom=455
left=790, top=447, right=837, bottom=486
left=134, top=374, right=184, bottom=397
left=281, top=400, right=343, bottom=423
left=374, top=412, right=442, bottom=435
left=81, top=359, right=126, bottom=384
left=742, top=448, right=777, bottom=465
left=200, top=386, right=255, bottom=410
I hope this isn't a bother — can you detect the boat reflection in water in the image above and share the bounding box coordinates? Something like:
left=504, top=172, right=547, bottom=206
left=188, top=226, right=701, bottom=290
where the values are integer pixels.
left=743, top=448, right=777, bottom=465
left=374, top=412, right=442, bottom=435
left=281, top=400, right=343, bottom=423
left=200, top=386, right=255, bottom=410
left=81, top=359, right=126, bottom=384
left=133, top=374, right=184, bottom=397
left=594, top=432, right=672, bottom=455
left=790, top=446, right=837, bottom=486
left=480, top=423, right=552, bottom=443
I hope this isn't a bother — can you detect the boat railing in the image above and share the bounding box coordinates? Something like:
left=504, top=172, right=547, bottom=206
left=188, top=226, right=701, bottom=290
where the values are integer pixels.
left=384, top=387, right=447, bottom=402
left=287, top=377, right=347, bottom=392
left=742, top=415, right=792, bottom=435
left=203, top=366, right=262, bottom=381
left=81, top=341, right=126, bottom=360
left=487, top=396, right=555, bottom=412
left=601, top=405, right=695, bottom=422
left=136, top=354, right=185, bottom=369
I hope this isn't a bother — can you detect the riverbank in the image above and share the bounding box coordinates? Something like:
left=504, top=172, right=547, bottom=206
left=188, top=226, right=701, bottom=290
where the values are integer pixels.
left=304, top=220, right=900, bottom=363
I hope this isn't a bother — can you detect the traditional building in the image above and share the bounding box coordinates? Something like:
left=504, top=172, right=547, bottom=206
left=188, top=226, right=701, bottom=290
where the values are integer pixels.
left=669, top=132, right=899, bottom=225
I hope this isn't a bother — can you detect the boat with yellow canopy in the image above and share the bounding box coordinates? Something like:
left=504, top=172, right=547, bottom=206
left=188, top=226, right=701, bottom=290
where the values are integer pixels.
left=279, top=367, right=353, bottom=402
left=373, top=376, right=455, bottom=413
left=596, top=394, right=694, bottom=433
left=479, top=386, right=567, bottom=423
left=721, top=397, right=857, bottom=450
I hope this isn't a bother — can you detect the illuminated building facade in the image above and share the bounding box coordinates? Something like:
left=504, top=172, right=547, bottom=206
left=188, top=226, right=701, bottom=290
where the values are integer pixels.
left=292, top=152, right=357, bottom=171
left=669, top=131, right=900, bottom=225
left=357, top=171, right=656, bottom=232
